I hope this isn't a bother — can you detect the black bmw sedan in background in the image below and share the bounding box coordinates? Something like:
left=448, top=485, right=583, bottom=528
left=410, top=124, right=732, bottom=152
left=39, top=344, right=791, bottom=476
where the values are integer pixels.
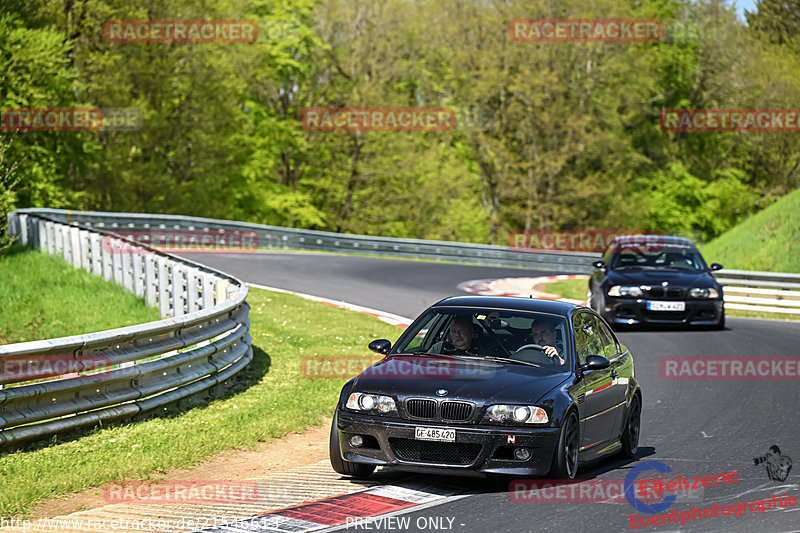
left=330, top=297, right=641, bottom=480
left=588, top=235, right=725, bottom=329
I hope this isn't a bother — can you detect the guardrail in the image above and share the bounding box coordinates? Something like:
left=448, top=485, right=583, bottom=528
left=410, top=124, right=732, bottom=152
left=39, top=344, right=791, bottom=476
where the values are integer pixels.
left=714, top=270, right=800, bottom=315
left=13, top=208, right=600, bottom=273
left=9, top=208, right=800, bottom=315
left=1, top=211, right=252, bottom=449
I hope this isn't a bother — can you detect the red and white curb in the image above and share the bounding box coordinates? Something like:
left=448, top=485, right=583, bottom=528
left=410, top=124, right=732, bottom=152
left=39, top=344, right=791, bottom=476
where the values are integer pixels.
left=458, top=275, right=588, bottom=305
left=196, top=480, right=466, bottom=532
left=248, top=284, right=413, bottom=328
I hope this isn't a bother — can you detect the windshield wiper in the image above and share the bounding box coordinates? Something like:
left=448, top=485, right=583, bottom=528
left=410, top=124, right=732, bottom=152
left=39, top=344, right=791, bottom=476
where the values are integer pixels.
left=481, top=356, right=543, bottom=368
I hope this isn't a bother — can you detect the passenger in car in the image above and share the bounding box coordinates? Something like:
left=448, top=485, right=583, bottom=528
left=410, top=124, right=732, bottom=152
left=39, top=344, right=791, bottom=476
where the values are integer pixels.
left=432, top=316, right=478, bottom=355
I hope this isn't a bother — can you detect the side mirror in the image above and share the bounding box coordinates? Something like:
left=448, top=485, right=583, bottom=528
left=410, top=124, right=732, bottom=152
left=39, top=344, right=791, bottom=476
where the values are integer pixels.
left=581, top=354, right=610, bottom=371
left=368, top=339, right=391, bottom=355
left=592, top=260, right=606, bottom=270
left=710, top=263, right=723, bottom=271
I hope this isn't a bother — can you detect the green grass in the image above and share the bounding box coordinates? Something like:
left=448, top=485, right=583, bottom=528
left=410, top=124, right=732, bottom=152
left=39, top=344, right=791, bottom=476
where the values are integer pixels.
left=699, top=187, right=800, bottom=273
left=546, top=279, right=588, bottom=301
left=0, top=287, right=401, bottom=517
left=0, top=244, right=161, bottom=344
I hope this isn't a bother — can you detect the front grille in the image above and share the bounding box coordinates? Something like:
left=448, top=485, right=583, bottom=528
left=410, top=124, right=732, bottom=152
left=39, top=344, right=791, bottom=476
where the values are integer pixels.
left=644, top=287, right=664, bottom=297
left=389, top=438, right=481, bottom=465
left=441, top=401, right=473, bottom=421
left=406, top=399, right=436, bottom=419
left=666, top=288, right=683, bottom=298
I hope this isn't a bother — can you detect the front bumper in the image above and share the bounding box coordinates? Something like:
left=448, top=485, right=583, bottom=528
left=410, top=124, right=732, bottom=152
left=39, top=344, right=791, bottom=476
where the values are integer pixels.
left=335, top=411, right=560, bottom=476
left=603, top=297, right=723, bottom=326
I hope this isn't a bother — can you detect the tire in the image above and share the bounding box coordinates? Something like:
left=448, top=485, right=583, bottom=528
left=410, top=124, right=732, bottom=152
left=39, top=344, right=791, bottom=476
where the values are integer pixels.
left=714, top=310, right=725, bottom=330
left=329, top=412, right=375, bottom=479
left=619, top=395, right=641, bottom=459
left=548, top=411, right=579, bottom=479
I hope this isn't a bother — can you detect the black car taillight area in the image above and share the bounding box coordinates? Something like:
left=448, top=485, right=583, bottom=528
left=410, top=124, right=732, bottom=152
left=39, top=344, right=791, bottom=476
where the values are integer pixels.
left=406, top=399, right=436, bottom=419
left=441, top=401, right=473, bottom=421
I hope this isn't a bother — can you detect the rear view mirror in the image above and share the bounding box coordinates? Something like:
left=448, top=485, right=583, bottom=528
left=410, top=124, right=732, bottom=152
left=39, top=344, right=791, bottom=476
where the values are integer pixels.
left=368, top=339, right=391, bottom=355
left=582, top=354, right=610, bottom=371
left=592, top=260, right=606, bottom=269
left=710, top=263, right=723, bottom=271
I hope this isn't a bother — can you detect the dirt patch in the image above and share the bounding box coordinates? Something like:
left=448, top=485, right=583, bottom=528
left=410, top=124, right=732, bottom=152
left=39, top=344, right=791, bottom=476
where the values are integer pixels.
left=31, top=419, right=332, bottom=519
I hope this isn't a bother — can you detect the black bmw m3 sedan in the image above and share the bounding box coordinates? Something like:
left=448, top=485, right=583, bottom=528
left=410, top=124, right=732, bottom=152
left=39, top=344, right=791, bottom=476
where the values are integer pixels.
left=330, top=296, right=641, bottom=480
left=588, top=235, right=725, bottom=328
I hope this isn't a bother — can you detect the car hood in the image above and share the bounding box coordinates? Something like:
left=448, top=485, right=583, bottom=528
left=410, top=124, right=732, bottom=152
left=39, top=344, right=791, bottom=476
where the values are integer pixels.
left=607, top=268, right=715, bottom=287
left=352, top=354, right=570, bottom=405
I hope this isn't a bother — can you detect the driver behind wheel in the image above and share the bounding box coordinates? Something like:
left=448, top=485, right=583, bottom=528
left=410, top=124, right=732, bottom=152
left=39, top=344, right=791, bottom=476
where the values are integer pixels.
left=528, top=320, right=565, bottom=365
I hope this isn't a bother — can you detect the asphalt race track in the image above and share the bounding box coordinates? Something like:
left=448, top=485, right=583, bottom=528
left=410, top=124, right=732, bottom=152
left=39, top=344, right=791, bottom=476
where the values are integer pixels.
left=183, top=251, right=800, bottom=533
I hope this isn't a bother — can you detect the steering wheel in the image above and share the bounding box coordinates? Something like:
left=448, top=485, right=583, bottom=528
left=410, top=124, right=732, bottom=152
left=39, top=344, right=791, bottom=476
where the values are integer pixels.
left=515, top=344, right=558, bottom=365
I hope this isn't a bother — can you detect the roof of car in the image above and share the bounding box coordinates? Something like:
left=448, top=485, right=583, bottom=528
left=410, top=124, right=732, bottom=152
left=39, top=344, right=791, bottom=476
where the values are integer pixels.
left=612, top=234, right=696, bottom=246
left=430, top=295, right=585, bottom=317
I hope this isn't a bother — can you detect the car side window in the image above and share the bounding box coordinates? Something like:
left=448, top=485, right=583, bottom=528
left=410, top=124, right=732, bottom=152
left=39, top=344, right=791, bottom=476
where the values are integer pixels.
left=572, top=313, right=603, bottom=366
left=593, top=317, right=619, bottom=358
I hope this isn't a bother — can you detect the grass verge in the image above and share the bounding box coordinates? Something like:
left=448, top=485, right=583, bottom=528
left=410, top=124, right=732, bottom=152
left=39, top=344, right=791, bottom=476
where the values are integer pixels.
left=699, top=187, right=800, bottom=273
left=545, top=279, right=588, bottom=301
left=0, top=244, right=161, bottom=344
left=0, top=287, right=400, bottom=517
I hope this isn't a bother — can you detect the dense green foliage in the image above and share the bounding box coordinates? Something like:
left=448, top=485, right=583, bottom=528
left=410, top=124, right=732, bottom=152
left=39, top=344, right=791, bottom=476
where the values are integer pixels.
left=0, top=244, right=160, bottom=343
left=2, top=0, right=799, bottom=244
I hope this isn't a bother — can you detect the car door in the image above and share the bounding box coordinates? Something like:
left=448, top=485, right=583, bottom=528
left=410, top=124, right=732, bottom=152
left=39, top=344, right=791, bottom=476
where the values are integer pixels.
left=573, top=312, right=620, bottom=451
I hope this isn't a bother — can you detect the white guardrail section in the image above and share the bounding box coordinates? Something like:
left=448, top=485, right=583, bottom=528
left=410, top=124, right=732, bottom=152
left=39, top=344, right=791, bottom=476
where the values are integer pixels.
left=1, top=210, right=252, bottom=449
left=714, top=270, right=800, bottom=315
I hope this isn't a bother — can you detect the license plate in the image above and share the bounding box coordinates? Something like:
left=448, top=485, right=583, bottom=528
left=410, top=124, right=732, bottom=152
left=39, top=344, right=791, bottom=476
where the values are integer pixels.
left=647, top=301, right=686, bottom=311
left=414, top=427, right=456, bottom=442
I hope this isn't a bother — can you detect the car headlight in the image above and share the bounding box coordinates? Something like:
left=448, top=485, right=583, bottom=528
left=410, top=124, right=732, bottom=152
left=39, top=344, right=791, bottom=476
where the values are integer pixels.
left=608, top=285, right=643, bottom=298
left=689, top=287, right=719, bottom=299
left=346, top=393, right=398, bottom=416
left=482, top=405, right=549, bottom=425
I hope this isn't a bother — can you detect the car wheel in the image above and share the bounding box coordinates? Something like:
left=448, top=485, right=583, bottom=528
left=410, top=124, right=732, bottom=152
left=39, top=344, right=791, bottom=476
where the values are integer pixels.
left=713, top=310, right=725, bottom=330
left=619, top=395, right=641, bottom=459
left=548, top=411, right=579, bottom=479
left=329, top=412, right=375, bottom=479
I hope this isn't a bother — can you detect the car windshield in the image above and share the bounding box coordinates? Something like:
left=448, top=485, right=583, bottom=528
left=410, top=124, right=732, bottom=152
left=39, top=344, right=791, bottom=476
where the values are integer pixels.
left=610, top=244, right=708, bottom=271
left=393, top=309, right=570, bottom=373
